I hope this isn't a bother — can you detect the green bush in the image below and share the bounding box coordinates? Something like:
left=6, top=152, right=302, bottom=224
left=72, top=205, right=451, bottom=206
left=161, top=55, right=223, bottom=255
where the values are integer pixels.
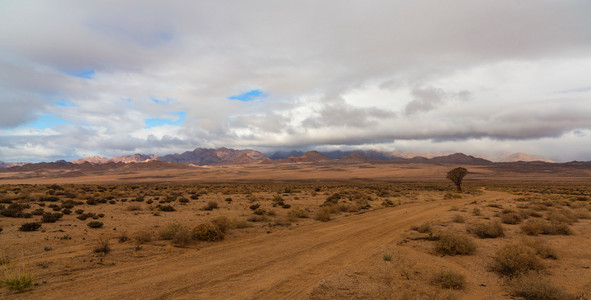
left=41, top=212, right=63, bottom=223
left=87, top=221, right=103, bottom=228
left=19, top=222, right=41, bottom=232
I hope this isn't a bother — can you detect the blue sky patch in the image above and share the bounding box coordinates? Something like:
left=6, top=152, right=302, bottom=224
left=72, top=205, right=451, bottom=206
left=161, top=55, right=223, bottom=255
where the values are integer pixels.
left=60, top=68, right=95, bottom=79
left=151, top=97, right=171, bottom=105
left=52, top=99, right=77, bottom=107
left=228, top=89, right=267, bottom=102
left=145, top=111, right=186, bottom=128
left=24, top=115, right=71, bottom=129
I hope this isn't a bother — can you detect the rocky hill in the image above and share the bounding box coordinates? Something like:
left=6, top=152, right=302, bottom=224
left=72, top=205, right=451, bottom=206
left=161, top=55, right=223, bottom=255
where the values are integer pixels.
left=158, top=147, right=269, bottom=165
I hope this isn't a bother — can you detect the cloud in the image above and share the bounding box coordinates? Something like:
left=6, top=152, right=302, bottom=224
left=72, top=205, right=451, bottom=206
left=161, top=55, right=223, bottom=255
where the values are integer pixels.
left=1, top=1, right=591, bottom=162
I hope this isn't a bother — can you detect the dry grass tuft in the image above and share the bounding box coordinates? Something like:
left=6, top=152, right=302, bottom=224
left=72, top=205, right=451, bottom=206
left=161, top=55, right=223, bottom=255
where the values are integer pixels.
left=1, top=262, right=34, bottom=291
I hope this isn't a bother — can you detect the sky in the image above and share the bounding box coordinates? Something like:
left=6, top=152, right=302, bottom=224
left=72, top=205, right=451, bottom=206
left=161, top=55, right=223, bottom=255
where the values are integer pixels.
left=1, top=1, right=590, bottom=163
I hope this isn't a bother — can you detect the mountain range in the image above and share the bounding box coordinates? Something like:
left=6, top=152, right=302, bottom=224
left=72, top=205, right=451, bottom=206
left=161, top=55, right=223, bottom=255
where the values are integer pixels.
left=0, top=147, right=561, bottom=169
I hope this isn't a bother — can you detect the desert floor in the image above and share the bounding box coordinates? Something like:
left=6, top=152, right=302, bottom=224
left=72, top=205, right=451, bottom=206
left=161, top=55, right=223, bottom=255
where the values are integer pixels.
left=1, top=163, right=591, bottom=299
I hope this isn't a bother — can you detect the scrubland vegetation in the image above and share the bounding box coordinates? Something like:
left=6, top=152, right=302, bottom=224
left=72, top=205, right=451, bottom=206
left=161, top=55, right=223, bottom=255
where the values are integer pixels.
left=0, top=181, right=590, bottom=298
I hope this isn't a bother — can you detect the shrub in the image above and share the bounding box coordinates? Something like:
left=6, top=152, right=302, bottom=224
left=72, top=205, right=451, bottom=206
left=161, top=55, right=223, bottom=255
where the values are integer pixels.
left=126, top=204, right=142, bottom=211
left=501, top=213, right=522, bottom=224
left=491, top=244, right=544, bottom=277
left=511, top=273, right=571, bottom=300
left=253, top=208, right=266, bottom=215
left=19, top=222, right=41, bottom=232
left=521, top=237, right=558, bottom=259
left=93, top=239, right=110, bottom=254
left=233, top=218, right=254, bottom=229
left=118, top=232, right=130, bottom=243
left=211, top=216, right=232, bottom=233
left=546, top=209, right=577, bottom=224
left=77, top=212, right=96, bottom=220
left=472, top=207, right=482, bottom=216
left=178, top=197, right=189, bottom=203
left=134, top=230, right=152, bottom=243
left=0, top=203, right=28, bottom=218
left=468, top=220, right=504, bottom=238
left=41, top=212, right=63, bottom=223
left=172, top=226, right=192, bottom=246
left=0, top=263, right=34, bottom=291
left=430, top=270, right=466, bottom=290
left=314, top=208, right=331, bottom=222
left=452, top=214, right=465, bottom=223
left=192, top=223, right=224, bottom=241
left=158, top=205, right=175, bottom=212
left=87, top=221, right=103, bottom=228
left=200, top=201, right=219, bottom=211
left=158, top=223, right=184, bottom=240
left=521, top=219, right=573, bottom=236
left=249, top=204, right=260, bottom=210
left=412, top=222, right=432, bottom=234
left=435, top=232, right=476, bottom=256
left=287, top=207, right=309, bottom=220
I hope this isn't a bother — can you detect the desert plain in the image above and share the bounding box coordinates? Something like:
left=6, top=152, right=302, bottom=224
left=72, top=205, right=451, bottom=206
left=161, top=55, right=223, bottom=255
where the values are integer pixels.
left=1, top=161, right=591, bottom=299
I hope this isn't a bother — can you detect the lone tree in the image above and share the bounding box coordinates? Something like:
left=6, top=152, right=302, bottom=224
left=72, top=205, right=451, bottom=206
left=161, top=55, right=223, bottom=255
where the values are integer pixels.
left=446, top=167, right=468, bottom=192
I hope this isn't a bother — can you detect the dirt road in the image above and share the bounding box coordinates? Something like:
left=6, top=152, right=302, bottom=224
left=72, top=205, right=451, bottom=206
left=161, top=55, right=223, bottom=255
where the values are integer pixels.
left=10, top=196, right=472, bottom=300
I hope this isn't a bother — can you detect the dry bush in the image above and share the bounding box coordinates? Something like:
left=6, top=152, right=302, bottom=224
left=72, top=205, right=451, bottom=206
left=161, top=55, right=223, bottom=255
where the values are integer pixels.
left=412, top=222, right=432, bottom=234
left=158, top=223, right=184, bottom=240
left=501, top=213, right=522, bottom=224
left=510, top=273, right=572, bottom=300
left=573, top=208, right=591, bottom=219
left=93, top=238, right=110, bottom=254
left=287, top=207, right=309, bottom=220
left=546, top=209, right=577, bottom=224
left=172, top=226, right=192, bottom=246
left=126, top=203, right=142, bottom=211
left=519, top=208, right=542, bottom=218
left=211, top=216, right=232, bottom=233
left=434, top=232, right=476, bottom=256
left=192, top=223, right=224, bottom=241
left=430, top=270, right=466, bottom=290
left=314, top=207, right=332, bottom=222
left=521, top=237, right=558, bottom=259
left=468, top=220, right=504, bottom=238
left=520, top=219, right=573, bottom=236
left=491, top=244, right=544, bottom=277
left=134, top=230, right=153, bottom=243
left=201, top=201, right=219, bottom=211
left=472, top=207, right=482, bottom=216
left=452, top=214, right=465, bottom=223
left=233, top=218, right=254, bottom=229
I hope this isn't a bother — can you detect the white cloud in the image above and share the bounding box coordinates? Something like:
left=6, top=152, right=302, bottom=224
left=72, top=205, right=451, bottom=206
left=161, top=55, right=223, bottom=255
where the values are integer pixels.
left=0, top=0, right=590, bottom=162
